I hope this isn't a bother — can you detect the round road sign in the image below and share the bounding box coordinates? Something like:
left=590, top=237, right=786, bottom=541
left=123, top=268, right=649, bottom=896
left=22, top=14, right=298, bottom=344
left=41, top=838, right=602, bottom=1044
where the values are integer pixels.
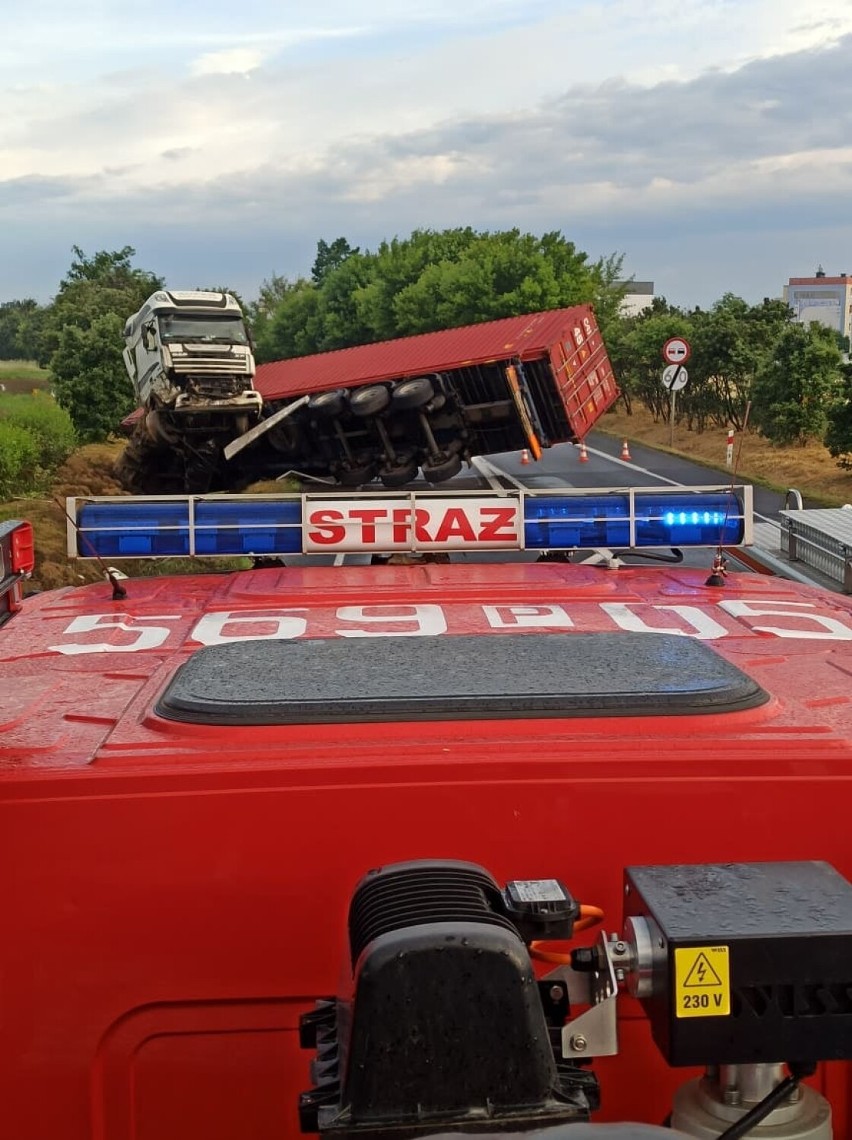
left=662, top=337, right=691, bottom=365
left=661, top=365, right=688, bottom=391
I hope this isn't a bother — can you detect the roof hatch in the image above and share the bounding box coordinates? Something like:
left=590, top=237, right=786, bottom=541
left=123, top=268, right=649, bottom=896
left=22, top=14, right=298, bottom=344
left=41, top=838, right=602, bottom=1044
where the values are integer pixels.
left=156, top=633, right=768, bottom=726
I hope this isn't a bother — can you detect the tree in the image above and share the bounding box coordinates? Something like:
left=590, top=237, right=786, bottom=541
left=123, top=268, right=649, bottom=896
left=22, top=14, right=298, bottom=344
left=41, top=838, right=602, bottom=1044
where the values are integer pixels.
left=751, top=323, right=843, bottom=446
left=356, top=228, right=600, bottom=342
left=47, top=246, right=163, bottom=440
left=825, top=361, right=852, bottom=469
left=47, top=246, right=162, bottom=349
left=0, top=299, right=42, bottom=360
left=49, top=313, right=132, bottom=443
left=311, top=237, right=359, bottom=285
left=257, top=228, right=616, bottom=361
left=606, top=303, right=693, bottom=420
left=684, top=295, right=793, bottom=431
left=255, top=279, right=324, bottom=362
left=248, top=274, right=293, bottom=324
left=609, top=294, right=803, bottom=432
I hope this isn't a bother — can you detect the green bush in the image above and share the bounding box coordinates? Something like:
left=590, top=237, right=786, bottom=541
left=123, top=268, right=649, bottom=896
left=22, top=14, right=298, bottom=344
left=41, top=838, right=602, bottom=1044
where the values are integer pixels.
left=0, top=393, right=76, bottom=469
left=0, top=421, right=40, bottom=497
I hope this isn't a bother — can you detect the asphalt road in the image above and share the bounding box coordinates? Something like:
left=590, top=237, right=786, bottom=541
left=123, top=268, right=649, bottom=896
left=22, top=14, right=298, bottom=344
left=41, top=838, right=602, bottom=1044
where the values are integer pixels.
left=486, top=434, right=789, bottom=524
left=292, top=434, right=835, bottom=584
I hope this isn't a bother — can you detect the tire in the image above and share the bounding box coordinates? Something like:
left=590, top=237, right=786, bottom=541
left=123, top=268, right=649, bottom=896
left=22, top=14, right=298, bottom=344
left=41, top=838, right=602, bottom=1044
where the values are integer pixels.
left=422, top=453, right=463, bottom=484
left=380, top=459, right=419, bottom=488
left=114, top=443, right=145, bottom=493
left=391, top=376, right=434, bottom=410
left=309, top=389, right=347, bottom=418
left=145, top=409, right=180, bottom=445
left=350, top=385, right=391, bottom=417
left=266, top=420, right=300, bottom=454
left=115, top=431, right=184, bottom=494
left=338, top=462, right=377, bottom=486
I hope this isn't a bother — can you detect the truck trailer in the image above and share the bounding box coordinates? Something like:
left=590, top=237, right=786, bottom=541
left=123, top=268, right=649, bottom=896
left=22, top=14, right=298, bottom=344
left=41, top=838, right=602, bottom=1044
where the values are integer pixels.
left=3, top=484, right=852, bottom=1139
left=116, top=305, right=618, bottom=493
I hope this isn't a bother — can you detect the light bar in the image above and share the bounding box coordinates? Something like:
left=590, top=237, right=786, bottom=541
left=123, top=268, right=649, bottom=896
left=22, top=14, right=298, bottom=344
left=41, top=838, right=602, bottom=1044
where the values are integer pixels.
left=69, top=487, right=751, bottom=559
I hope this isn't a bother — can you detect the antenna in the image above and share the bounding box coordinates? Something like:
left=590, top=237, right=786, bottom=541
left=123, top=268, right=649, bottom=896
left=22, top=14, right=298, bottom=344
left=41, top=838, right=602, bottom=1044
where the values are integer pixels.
left=705, top=401, right=751, bottom=587
left=54, top=497, right=128, bottom=600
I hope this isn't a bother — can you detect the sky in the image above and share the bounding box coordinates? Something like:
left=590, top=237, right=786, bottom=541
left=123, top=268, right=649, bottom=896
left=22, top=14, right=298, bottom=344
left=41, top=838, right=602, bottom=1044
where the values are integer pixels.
left=2, top=0, right=852, bottom=310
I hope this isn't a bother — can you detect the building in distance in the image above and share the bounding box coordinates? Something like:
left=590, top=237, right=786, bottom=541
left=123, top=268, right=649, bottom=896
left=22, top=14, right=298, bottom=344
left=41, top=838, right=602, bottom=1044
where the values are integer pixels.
left=618, top=280, right=655, bottom=318
left=784, top=267, right=852, bottom=343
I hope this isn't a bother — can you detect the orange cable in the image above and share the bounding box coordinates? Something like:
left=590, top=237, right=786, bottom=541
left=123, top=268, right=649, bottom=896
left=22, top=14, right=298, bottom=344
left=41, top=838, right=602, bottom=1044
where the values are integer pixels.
left=529, top=904, right=605, bottom=965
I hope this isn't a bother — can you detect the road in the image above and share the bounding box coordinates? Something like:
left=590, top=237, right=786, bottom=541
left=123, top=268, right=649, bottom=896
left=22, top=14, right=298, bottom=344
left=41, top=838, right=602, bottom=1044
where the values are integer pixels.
left=291, top=434, right=839, bottom=589
left=488, top=434, right=788, bottom=523
left=463, top=436, right=847, bottom=589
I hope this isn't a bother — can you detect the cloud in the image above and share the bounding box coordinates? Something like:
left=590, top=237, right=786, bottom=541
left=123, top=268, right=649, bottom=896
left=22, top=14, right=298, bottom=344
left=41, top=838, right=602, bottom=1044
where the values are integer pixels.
left=161, top=147, right=196, bottom=162
left=190, top=49, right=267, bottom=77
left=2, top=5, right=852, bottom=307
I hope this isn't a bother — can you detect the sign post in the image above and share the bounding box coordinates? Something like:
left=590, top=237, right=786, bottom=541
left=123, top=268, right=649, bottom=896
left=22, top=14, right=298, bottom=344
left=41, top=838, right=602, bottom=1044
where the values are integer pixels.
left=661, top=339, right=692, bottom=447
left=726, top=427, right=735, bottom=468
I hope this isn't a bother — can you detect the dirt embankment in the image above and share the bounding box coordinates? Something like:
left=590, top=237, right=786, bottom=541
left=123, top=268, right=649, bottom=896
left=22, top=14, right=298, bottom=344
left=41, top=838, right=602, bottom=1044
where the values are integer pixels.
left=1, top=443, right=127, bottom=592
left=1, top=442, right=260, bottom=592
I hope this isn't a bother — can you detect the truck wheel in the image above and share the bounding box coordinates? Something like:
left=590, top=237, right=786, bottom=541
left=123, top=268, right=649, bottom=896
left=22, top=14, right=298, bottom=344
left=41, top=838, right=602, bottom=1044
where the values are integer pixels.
left=350, top=385, right=391, bottom=417
left=114, top=442, right=146, bottom=493
left=267, top=420, right=300, bottom=454
left=145, top=410, right=179, bottom=445
left=339, top=462, right=377, bottom=486
left=380, top=458, right=419, bottom=487
left=309, top=389, right=347, bottom=418
left=391, top=376, right=434, bottom=410
left=421, top=454, right=463, bottom=484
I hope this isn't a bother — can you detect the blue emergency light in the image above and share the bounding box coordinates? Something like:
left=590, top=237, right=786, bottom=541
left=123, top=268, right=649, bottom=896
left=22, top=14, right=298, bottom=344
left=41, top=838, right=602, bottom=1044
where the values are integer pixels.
left=71, top=487, right=749, bottom=559
left=523, top=493, right=742, bottom=549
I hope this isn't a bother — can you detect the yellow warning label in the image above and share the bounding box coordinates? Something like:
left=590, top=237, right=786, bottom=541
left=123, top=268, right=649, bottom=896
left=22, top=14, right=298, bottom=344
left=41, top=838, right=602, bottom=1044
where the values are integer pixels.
left=674, top=946, right=730, bottom=1018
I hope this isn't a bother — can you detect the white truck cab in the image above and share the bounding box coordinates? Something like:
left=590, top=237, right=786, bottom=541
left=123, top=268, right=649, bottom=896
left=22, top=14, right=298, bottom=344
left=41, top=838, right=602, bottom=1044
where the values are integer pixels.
left=123, top=290, right=262, bottom=426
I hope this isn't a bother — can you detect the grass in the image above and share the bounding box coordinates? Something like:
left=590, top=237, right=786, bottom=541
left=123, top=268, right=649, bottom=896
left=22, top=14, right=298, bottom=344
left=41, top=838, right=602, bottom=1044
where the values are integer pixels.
left=0, top=359, right=51, bottom=394
left=600, top=406, right=852, bottom=507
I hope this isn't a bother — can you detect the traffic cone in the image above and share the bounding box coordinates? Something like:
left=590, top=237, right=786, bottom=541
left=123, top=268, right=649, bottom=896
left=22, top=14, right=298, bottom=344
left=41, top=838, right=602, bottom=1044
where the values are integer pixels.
left=520, top=448, right=530, bottom=465
left=578, top=441, right=589, bottom=463
left=621, top=439, right=632, bottom=461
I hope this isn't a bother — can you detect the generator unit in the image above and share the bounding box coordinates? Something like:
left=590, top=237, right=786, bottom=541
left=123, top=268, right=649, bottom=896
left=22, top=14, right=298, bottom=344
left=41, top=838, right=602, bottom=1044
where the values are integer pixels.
left=300, top=860, right=852, bottom=1140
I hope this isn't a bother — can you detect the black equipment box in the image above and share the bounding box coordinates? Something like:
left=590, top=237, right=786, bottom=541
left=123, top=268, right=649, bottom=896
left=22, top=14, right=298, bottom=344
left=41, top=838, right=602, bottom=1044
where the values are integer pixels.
left=624, top=861, right=852, bottom=1066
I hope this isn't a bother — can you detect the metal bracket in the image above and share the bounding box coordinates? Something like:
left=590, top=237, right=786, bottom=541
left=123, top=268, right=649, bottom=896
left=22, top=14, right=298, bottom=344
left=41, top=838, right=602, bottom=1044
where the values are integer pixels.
left=547, top=933, right=631, bottom=1059
left=577, top=548, right=624, bottom=570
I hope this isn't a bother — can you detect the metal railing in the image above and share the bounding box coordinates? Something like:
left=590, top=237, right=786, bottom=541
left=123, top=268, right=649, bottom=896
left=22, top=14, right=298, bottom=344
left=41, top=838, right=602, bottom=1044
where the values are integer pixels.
left=780, top=491, right=852, bottom=593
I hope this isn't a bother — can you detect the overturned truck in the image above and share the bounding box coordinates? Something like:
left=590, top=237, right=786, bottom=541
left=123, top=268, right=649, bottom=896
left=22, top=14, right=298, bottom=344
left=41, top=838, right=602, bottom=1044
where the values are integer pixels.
left=116, top=301, right=619, bottom=493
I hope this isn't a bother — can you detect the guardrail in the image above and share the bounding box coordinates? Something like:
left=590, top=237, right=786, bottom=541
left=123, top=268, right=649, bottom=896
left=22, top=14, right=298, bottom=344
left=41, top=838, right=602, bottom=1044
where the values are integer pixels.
left=780, top=493, right=852, bottom=593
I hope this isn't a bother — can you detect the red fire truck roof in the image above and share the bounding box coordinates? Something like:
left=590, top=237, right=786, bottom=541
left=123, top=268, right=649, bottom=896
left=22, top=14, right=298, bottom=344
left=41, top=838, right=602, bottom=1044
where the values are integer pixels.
left=3, top=561, right=852, bottom=774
